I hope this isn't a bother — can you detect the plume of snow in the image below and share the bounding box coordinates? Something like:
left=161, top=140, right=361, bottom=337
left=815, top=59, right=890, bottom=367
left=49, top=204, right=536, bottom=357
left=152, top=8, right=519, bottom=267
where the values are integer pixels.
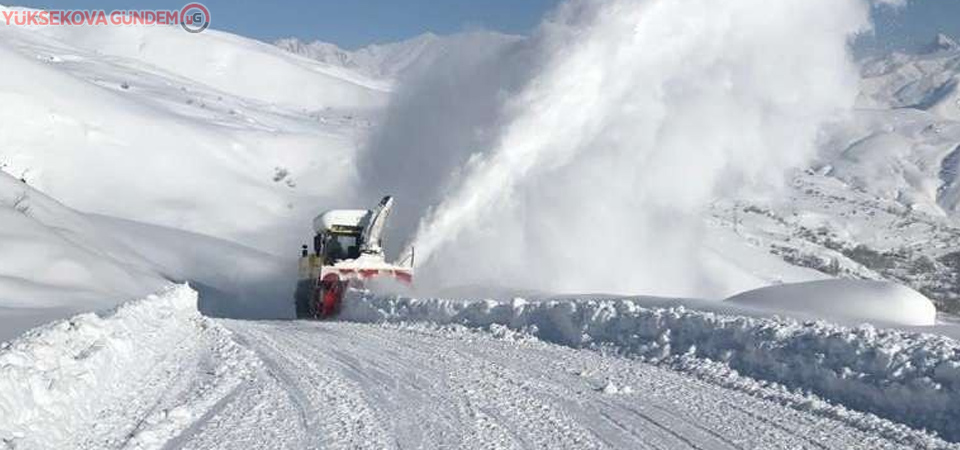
left=361, top=0, right=872, bottom=296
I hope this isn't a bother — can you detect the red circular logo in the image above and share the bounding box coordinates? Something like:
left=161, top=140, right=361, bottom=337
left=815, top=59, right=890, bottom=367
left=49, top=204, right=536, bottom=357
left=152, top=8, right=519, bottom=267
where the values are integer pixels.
left=180, top=3, right=210, bottom=33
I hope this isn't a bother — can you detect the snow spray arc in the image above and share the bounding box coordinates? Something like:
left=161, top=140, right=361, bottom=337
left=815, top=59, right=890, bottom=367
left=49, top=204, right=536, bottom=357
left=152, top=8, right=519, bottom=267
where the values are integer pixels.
left=0, top=3, right=211, bottom=33
left=364, top=0, right=873, bottom=296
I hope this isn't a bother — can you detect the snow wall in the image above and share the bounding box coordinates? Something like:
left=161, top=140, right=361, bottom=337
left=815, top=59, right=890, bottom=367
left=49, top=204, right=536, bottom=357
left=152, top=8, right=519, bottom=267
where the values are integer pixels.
left=0, top=285, right=252, bottom=449
left=343, top=291, right=960, bottom=441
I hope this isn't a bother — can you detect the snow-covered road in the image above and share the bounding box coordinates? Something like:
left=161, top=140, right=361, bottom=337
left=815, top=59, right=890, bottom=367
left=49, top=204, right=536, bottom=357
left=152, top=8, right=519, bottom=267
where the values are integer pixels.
left=4, top=286, right=955, bottom=449
left=169, top=319, right=920, bottom=450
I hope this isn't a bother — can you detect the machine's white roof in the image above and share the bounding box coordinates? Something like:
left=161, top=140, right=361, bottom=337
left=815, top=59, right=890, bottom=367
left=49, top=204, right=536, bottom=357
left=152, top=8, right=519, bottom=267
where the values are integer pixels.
left=313, top=209, right=370, bottom=234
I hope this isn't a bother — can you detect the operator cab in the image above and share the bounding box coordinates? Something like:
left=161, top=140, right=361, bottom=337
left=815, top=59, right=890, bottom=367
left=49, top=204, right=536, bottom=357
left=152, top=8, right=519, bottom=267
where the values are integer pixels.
left=312, top=209, right=369, bottom=264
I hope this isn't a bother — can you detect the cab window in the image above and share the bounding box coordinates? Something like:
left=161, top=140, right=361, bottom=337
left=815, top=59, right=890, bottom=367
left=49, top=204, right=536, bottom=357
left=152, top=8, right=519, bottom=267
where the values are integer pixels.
left=322, top=234, right=360, bottom=263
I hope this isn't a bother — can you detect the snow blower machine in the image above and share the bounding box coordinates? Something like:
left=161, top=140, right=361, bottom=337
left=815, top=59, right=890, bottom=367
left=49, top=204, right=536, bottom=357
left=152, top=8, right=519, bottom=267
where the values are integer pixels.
left=295, top=196, right=413, bottom=319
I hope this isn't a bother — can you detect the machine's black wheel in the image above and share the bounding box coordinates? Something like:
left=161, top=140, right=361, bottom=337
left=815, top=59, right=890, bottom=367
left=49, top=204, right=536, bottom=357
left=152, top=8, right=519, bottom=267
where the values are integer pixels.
left=294, top=279, right=315, bottom=319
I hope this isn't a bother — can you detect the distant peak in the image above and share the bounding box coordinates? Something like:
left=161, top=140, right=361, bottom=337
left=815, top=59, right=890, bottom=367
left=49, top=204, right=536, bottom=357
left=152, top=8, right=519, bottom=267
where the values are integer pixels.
left=923, top=33, right=959, bottom=54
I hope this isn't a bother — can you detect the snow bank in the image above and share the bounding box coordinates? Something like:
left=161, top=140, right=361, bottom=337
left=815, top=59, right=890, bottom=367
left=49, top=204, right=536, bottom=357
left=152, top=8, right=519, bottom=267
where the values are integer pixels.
left=88, top=215, right=295, bottom=320
left=0, top=172, right=169, bottom=339
left=343, top=292, right=960, bottom=440
left=0, top=171, right=291, bottom=339
left=724, top=279, right=938, bottom=326
left=0, top=284, right=248, bottom=448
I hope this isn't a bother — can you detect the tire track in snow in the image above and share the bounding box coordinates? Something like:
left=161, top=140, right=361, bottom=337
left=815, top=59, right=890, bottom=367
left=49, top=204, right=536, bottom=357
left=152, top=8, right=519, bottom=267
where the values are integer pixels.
left=647, top=405, right=744, bottom=450
left=228, top=330, right=314, bottom=435
left=235, top=323, right=392, bottom=449
left=160, top=382, right=246, bottom=450
left=312, top=321, right=603, bottom=449
left=179, top=320, right=929, bottom=450
left=78, top=319, right=228, bottom=449
left=286, top=325, right=519, bottom=449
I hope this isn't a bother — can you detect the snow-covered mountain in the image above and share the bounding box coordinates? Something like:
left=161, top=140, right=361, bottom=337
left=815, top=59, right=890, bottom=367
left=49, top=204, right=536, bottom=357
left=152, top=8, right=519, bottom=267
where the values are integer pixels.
left=274, top=31, right=520, bottom=81
left=0, top=9, right=388, bottom=255
left=275, top=33, right=445, bottom=80
left=704, top=35, right=960, bottom=311
left=859, top=33, right=960, bottom=116
left=0, top=18, right=526, bottom=340
left=835, top=33, right=960, bottom=216
left=1, top=9, right=959, bottom=311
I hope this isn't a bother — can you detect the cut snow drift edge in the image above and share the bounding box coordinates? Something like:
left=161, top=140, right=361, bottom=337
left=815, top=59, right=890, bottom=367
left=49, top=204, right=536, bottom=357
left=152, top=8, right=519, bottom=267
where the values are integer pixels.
left=342, top=290, right=960, bottom=441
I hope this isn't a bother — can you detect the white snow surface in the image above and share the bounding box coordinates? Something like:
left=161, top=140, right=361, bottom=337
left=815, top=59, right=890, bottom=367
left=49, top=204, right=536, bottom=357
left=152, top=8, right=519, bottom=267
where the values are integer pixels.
left=1, top=284, right=954, bottom=449
left=4, top=4, right=960, bottom=447
left=724, top=279, right=938, bottom=326
left=11, top=7, right=389, bottom=109
left=0, top=15, right=379, bottom=253
left=0, top=170, right=291, bottom=341
left=0, top=284, right=256, bottom=449
left=0, top=171, right=168, bottom=338
left=343, top=289, right=960, bottom=442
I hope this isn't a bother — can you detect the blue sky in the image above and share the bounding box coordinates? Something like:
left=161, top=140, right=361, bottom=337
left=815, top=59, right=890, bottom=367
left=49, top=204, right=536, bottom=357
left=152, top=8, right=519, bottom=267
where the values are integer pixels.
left=9, top=0, right=560, bottom=48
left=9, top=0, right=959, bottom=52
left=857, top=0, right=960, bottom=56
